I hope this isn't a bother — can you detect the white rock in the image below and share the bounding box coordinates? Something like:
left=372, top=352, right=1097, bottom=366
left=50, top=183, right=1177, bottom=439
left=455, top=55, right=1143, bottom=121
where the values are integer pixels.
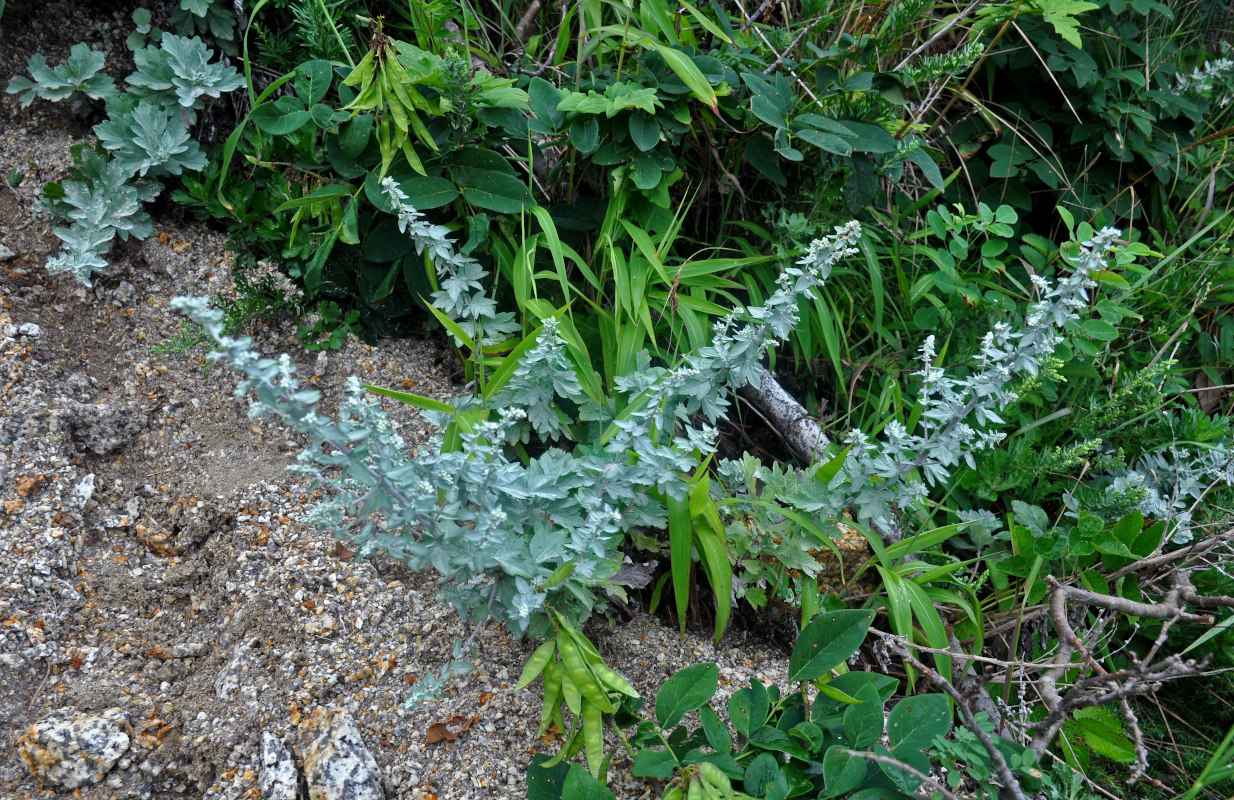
left=71, top=474, right=96, bottom=509
left=17, top=322, right=41, bottom=336
left=215, top=643, right=253, bottom=700
left=259, top=731, right=298, bottom=800
left=16, top=707, right=131, bottom=789
left=298, top=708, right=384, bottom=800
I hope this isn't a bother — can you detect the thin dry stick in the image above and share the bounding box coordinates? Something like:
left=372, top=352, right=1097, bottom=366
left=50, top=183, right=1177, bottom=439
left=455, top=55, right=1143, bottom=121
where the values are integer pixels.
left=762, top=21, right=820, bottom=75
left=1009, top=21, right=1081, bottom=123
left=836, top=748, right=964, bottom=800
left=1106, top=529, right=1233, bottom=581
left=892, top=0, right=986, bottom=71
left=1030, top=571, right=1229, bottom=765
left=27, top=658, right=52, bottom=713
left=514, top=0, right=543, bottom=43
left=889, top=640, right=1030, bottom=800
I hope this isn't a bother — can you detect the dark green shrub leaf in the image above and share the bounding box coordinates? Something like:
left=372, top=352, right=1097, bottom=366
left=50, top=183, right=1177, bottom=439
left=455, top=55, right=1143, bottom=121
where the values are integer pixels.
left=875, top=743, right=929, bottom=794
left=526, top=753, right=570, bottom=800
left=455, top=169, right=532, bottom=213
left=363, top=218, right=416, bottom=263
left=699, top=705, right=732, bottom=752
left=747, top=726, right=811, bottom=760
left=528, top=77, right=563, bottom=131
left=295, top=59, right=333, bottom=104
left=310, top=103, right=346, bottom=131
left=842, top=684, right=885, bottom=748
left=821, top=746, right=867, bottom=797
left=452, top=147, right=516, bottom=173
left=1081, top=318, right=1119, bottom=341
left=839, top=121, right=897, bottom=154
left=729, top=679, right=770, bottom=737
left=744, top=135, right=785, bottom=185
left=1067, top=707, right=1136, bottom=764
left=796, top=127, right=852, bottom=156
left=887, top=694, right=950, bottom=755
left=251, top=95, right=310, bottom=134
left=631, top=748, right=678, bottom=778
left=629, top=113, right=660, bottom=152
left=906, top=146, right=944, bottom=191
left=569, top=117, right=599, bottom=154
left=562, top=764, right=615, bottom=800
left=743, top=752, right=780, bottom=796
left=788, top=609, right=874, bottom=682
left=789, top=721, right=826, bottom=752
left=655, top=662, right=718, bottom=729
left=338, top=114, right=373, bottom=158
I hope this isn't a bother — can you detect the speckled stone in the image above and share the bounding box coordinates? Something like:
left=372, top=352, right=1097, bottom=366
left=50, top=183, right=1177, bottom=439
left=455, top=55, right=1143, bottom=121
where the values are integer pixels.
left=215, top=643, right=254, bottom=701
left=298, top=708, right=384, bottom=800
left=63, top=399, right=148, bottom=454
left=259, top=730, right=298, bottom=800
left=17, top=707, right=131, bottom=789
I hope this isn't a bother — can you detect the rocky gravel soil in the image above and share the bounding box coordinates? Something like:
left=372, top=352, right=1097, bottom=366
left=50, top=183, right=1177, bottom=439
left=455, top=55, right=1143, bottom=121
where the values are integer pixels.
left=0, top=4, right=792, bottom=798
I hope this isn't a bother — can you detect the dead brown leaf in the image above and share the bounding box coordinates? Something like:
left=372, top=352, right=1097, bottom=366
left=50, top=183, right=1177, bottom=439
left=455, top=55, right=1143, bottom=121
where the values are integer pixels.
left=426, top=715, right=472, bottom=744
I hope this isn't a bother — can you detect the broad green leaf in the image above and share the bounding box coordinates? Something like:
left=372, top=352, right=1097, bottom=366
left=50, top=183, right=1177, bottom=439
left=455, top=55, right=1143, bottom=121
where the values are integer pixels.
left=842, top=684, right=885, bottom=748
left=887, top=694, right=951, bottom=755
left=743, top=753, right=780, bottom=796
left=655, top=662, right=718, bottom=729
left=294, top=59, right=333, bottom=104
left=822, top=746, right=868, bottom=797
left=789, top=610, right=875, bottom=682
left=700, top=705, right=732, bottom=752
left=563, top=764, right=615, bottom=799
left=526, top=754, right=570, bottom=800
left=454, top=167, right=533, bottom=213
left=729, top=680, right=770, bottom=737
left=629, top=113, right=661, bottom=152
left=631, top=748, right=677, bottom=778
left=1039, top=0, right=1100, bottom=48
left=393, top=175, right=458, bottom=209
left=568, top=117, right=600, bottom=154
left=1069, top=706, right=1136, bottom=763
left=250, top=94, right=310, bottom=134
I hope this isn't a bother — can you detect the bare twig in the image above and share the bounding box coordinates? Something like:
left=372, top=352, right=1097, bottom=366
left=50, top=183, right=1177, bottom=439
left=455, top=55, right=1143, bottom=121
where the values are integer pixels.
left=836, top=748, right=964, bottom=800
left=887, top=639, right=1030, bottom=800
left=27, top=658, right=52, bottom=713
left=1030, top=571, right=1225, bottom=767
left=514, top=0, right=543, bottom=43
left=892, top=0, right=986, bottom=72
left=762, top=22, right=820, bottom=75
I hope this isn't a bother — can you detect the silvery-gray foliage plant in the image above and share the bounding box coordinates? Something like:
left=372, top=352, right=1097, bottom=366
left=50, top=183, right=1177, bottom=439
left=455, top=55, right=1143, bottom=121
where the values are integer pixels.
left=6, top=34, right=240, bottom=285
left=176, top=181, right=1164, bottom=655
left=171, top=213, right=867, bottom=645
left=725, top=227, right=1137, bottom=537
left=1096, top=445, right=1234, bottom=544
left=6, top=43, right=118, bottom=106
